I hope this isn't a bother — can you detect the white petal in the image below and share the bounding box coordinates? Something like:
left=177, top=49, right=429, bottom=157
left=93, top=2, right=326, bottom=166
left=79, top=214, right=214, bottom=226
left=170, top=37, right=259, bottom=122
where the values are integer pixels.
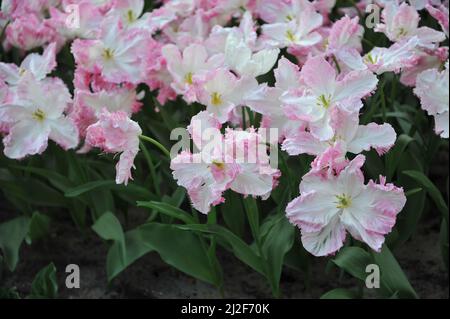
left=48, top=118, right=79, bottom=150
left=347, top=123, right=397, bottom=155
left=334, top=70, right=378, bottom=102
left=301, top=214, right=346, bottom=257
left=3, top=120, right=50, bottom=159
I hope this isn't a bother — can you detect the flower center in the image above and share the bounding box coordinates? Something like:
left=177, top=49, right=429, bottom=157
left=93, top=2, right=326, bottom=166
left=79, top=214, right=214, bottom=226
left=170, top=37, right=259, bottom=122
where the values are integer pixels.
left=317, top=94, right=332, bottom=109
left=127, top=10, right=135, bottom=23
left=364, top=53, right=378, bottom=65
left=286, top=30, right=297, bottom=42
left=185, top=72, right=193, bottom=85
left=212, top=160, right=225, bottom=170
left=211, top=92, right=223, bottom=106
left=397, top=27, right=408, bottom=37
left=335, top=194, right=352, bottom=209
left=32, top=109, right=46, bottom=122
left=102, top=48, right=114, bottom=60
left=285, top=14, right=295, bottom=22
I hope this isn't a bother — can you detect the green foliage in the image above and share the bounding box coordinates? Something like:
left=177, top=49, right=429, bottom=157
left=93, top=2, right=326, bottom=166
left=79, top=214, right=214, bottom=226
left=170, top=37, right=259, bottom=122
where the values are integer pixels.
left=29, top=263, right=58, bottom=299
left=0, top=217, right=30, bottom=271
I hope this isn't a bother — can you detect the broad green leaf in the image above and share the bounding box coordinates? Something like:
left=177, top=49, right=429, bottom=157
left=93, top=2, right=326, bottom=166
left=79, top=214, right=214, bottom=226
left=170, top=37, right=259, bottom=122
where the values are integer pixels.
left=92, top=212, right=126, bottom=266
left=102, top=222, right=220, bottom=285
left=386, top=134, right=414, bottom=180
left=390, top=153, right=426, bottom=248
left=30, top=263, right=58, bottom=299
left=137, top=201, right=195, bottom=224
left=364, top=150, right=386, bottom=180
left=403, top=170, right=448, bottom=220
left=10, top=165, right=74, bottom=192
left=372, top=245, right=418, bottom=299
left=0, top=287, right=20, bottom=299
left=178, top=224, right=264, bottom=275
left=65, top=180, right=152, bottom=200
left=320, top=288, right=360, bottom=299
left=221, top=192, right=246, bottom=237
left=136, top=223, right=220, bottom=286
left=243, top=197, right=260, bottom=240
left=333, top=247, right=373, bottom=281
left=27, top=212, right=51, bottom=243
left=0, top=216, right=30, bottom=271
left=105, top=228, right=154, bottom=281
left=284, top=239, right=311, bottom=275
left=262, top=215, right=295, bottom=297
left=0, top=179, right=67, bottom=207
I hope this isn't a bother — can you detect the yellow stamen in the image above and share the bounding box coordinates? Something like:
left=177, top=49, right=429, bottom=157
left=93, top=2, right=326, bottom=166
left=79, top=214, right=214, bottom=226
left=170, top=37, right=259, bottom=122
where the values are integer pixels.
left=323, top=38, right=329, bottom=50
left=397, top=27, right=408, bottom=37
left=286, top=30, right=297, bottom=42
left=102, top=48, right=114, bottom=60
left=211, top=92, right=222, bottom=106
left=127, top=10, right=135, bottom=23
left=185, top=72, right=193, bottom=85
left=317, top=94, right=332, bottom=109
left=32, top=109, right=46, bottom=122
left=19, top=68, right=27, bottom=76
left=365, top=53, right=377, bottom=65
left=336, top=194, right=352, bottom=209
left=212, top=160, right=225, bottom=170
left=286, top=14, right=295, bottom=22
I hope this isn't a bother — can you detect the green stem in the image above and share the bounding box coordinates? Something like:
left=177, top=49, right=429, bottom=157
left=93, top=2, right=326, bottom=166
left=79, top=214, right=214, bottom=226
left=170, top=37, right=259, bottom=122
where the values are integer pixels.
left=390, top=74, right=398, bottom=104
left=332, top=55, right=342, bottom=74
left=139, top=135, right=171, bottom=158
left=379, top=79, right=387, bottom=122
left=139, top=141, right=161, bottom=197
left=0, top=21, right=10, bottom=41
left=242, top=106, right=247, bottom=130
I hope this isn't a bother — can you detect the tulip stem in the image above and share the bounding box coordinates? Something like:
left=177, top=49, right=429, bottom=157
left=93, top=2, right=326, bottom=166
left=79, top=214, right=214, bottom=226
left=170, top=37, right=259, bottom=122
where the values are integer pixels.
left=139, top=135, right=171, bottom=158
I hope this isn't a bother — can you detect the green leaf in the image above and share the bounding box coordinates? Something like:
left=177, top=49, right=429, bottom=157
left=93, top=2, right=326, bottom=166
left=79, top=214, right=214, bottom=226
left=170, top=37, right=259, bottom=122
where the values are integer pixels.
left=136, top=223, right=220, bottom=285
left=30, top=263, right=58, bottom=299
left=27, top=212, right=51, bottom=243
left=333, top=247, right=373, bottom=281
left=221, top=192, right=246, bottom=237
left=386, top=134, right=414, bottom=180
left=243, top=197, right=260, bottom=240
left=65, top=180, right=152, bottom=199
left=0, top=216, right=30, bottom=271
left=284, top=239, right=310, bottom=275
left=364, top=150, right=386, bottom=180
left=105, top=227, right=154, bottom=281
left=403, top=170, right=449, bottom=221
left=320, top=288, right=360, bottom=299
left=0, top=287, right=20, bottom=299
left=0, top=178, right=67, bottom=207
left=10, top=165, right=74, bottom=192
left=92, top=212, right=126, bottom=266
left=390, top=153, right=426, bottom=248
left=137, top=201, right=195, bottom=224
left=262, top=215, right=295, bottom=297
left=372, top=245, right=418, bottom=299
left=102, top=222, right=220, bottom=285
left=178, top=224, right=264, bottom=275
